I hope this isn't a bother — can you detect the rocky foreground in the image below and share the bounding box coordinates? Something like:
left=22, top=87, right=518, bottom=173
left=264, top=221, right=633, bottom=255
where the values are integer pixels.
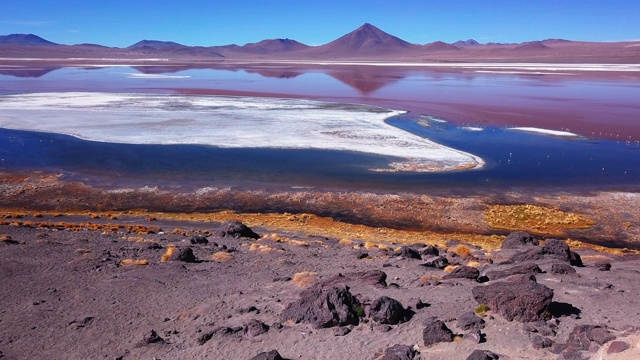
left=1, top=214, right=639, bottom=360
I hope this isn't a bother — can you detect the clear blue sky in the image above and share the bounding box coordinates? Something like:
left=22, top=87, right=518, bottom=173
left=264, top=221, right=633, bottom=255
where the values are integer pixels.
left=1, top=0, right=639, bottom=47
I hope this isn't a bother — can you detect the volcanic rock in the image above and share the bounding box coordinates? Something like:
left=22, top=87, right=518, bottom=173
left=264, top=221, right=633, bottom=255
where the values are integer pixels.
left=175, top=247, right=196, bottom=263
left=368, top=296, right=407, bottom=325
left=607, top=341, right=630, bottom=354
left=244, top=319, right=269, bottom=337
left=557, top=325, right=616, bottom=358
left=505, top=239, right=578, bottom=264
left=422, top=317, right=454, bottom=347
left=501, top=231, right=539, bottom=249
left=595, top=262, right=612, bottom=271
left=551, top=263, right=577, bottom=275
left=484, top=262, right=542, bottom=280
left=190, top=235, right=209, bottom=245
left=142, top=329, right=164, bottom=344
left=466, top=349, right=500, bottom=360
left=442, top=266, right=480, bottom=281
left=472, top=280, right=554, bottom=322
left=531, top=334, right=553, bottom=349
left=217, top=221, right=260, bottom=239
left=249, top=350, right=285, bottom=360
left=569, top=251, right=584, bottom=267
left=378, top=344, right=419, bottom=360
left=419, top=245, right=440, bottom=257
left=280, top=284, right=361, bottom=328
left=465, top=329, right=483, bottom=344
left=456, top=311, right=486, bottom=330
left=333, top=326, right=351, bottom=336
left=421, top=256, right=449, bottom=269
left=394, top=246, right=421, bottom=260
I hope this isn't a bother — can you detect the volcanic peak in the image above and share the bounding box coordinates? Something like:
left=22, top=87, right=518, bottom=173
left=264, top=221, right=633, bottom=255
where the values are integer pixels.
left=0, top=33, right=58, bottom=46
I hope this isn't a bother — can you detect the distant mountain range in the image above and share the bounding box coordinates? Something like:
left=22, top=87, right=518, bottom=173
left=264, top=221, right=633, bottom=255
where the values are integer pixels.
left=1, top=23, right=639, bottom=63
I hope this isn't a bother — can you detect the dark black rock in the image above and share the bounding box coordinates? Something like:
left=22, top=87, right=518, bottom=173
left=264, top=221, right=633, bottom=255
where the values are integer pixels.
left=197, top=331, right=214, bottom=345
left=550, top=263, right=577, bottom=275
left=422, top=317, right=454, bottom=347
left=569, top=251, right=584, bottom=267
left=368, top=296, right=406, bottom=325
left=457, top=311, right=486, bottom=330
left=236, top=306, right=259, bottom=314
left=420, top=245, right=440, bottom=257
left=595, top=262, right=612, bottom=271
left=176, top=247, right=196, bottom=263
left=379, top=344, right=419, bottom=360
left=356, top=251, right=369, bottom=259
left=414, top=299, right=430, bottom=310
left=280, top=284, right=361, bottom=328
left=442, top=266, right=480, bottom=281
left=395, top=246, right=422, bottom=260
left=190, top=235, right=209, bottom=245
left=248, top=350, right=285, bottom=360
left=466, top=349, right=500, bottom=360
left=217, top=221, right=260, bottom=239
left=147, top=242, right=163, bottom=250
left=421, top=256, right=449, bottom=269
left=484, top=262, right=543, bottom=281
left=472, top=280, right=554, bottom=322
left=501, top=231, right=539, bottom=249
left=143, top=330, right=165, bottom=344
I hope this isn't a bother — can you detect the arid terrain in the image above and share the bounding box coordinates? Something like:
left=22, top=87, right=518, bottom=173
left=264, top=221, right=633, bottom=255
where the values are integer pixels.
left=1, top=173, right=640, bottom=359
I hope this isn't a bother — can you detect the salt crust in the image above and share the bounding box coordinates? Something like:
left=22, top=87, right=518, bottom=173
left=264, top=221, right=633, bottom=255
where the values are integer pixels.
left=0, top=92, right=484, bottom=172
left=508, top=127, right=580, bottom=137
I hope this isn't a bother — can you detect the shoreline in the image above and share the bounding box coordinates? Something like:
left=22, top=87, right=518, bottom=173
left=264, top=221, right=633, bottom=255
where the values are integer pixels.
left=1, top=172, right=639, bottom=251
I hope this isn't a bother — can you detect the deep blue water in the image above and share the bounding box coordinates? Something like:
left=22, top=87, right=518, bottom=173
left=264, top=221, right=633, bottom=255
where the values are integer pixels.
left=1, top=117, right=639, bottom=194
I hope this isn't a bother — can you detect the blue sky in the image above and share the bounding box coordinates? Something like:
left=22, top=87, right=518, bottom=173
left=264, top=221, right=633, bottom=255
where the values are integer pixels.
left=1, top=0, right=639, bottom=47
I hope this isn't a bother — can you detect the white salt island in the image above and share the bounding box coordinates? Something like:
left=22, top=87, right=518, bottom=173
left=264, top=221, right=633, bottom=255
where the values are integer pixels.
left=0, top=92, right=484, bottom=172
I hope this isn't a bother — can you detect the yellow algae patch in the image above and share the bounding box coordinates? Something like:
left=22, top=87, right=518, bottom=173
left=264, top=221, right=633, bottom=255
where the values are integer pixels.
left=211, top=251, right=233, bottom=262
left=485, top=204, right=595, bottom=236
left=161, top=245, right=175, bottom=262
left=466, top=260, right=481, bottom=268
left=565, top=239, right=640, bottom=255
left=249, top=244, right=274, bottom=252
left=444, top=265, right=459, bottom=273
left=292, top=271, right=319, bottom=286
left=119, top=259, right=149, bottom=266
left=419, top=274, right=442, bottom=283
left=448, top=244, right=472, bottom=258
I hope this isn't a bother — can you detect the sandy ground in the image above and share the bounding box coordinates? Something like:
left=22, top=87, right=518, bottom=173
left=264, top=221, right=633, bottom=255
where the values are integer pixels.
left=1, top=210, right=640, bottom=360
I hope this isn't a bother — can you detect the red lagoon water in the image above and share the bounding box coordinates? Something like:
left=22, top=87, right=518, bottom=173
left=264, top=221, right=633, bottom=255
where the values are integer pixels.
left=1, top=65, right=640, bottom=141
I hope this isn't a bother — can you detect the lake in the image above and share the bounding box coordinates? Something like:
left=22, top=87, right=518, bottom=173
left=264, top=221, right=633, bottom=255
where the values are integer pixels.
left=0, top=65, right=639, bottom=193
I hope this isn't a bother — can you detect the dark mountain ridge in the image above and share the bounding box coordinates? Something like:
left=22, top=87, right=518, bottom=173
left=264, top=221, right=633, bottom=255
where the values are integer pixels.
left=0, top=33, right=59, bottom=46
